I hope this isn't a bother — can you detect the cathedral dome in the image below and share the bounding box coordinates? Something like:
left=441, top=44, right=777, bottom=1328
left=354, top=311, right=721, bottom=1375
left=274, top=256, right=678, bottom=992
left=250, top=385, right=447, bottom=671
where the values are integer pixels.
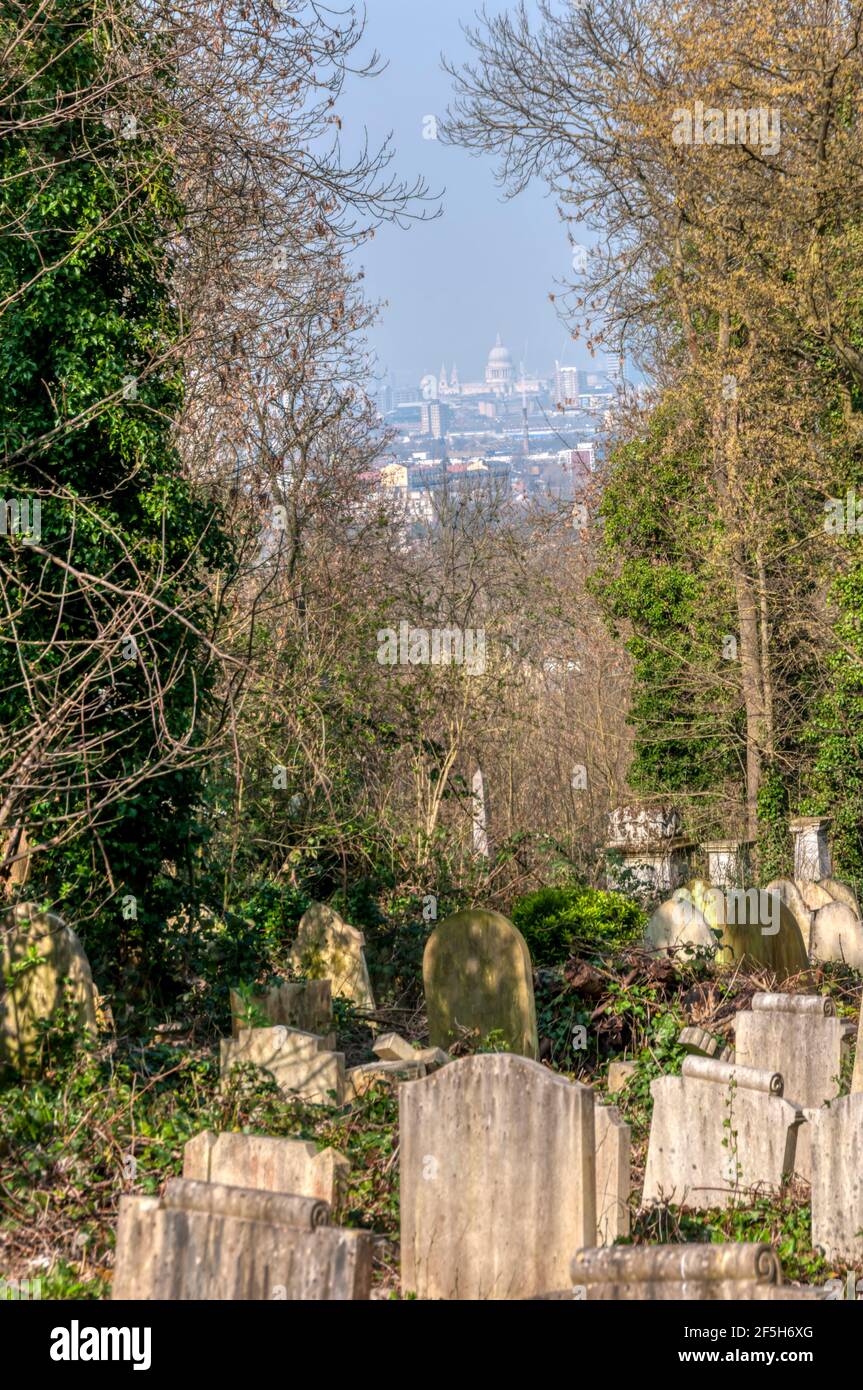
left=485, top=334, right=514, bottom=389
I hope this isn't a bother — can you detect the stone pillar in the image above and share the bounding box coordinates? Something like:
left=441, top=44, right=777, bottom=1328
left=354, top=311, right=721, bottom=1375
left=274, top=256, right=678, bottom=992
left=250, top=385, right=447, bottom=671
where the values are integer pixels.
left=605, top=804, right=692, bottom=900
left=702, top=840, right=753, bottom=889
left=789, top=817, right=831, bottom=883
left=471, top=768, right=489, bottom=858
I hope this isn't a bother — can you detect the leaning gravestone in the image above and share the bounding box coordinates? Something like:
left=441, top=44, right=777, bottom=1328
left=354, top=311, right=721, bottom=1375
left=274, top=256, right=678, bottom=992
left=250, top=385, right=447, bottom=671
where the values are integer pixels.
left=818, top=877, right=861, bottom=915
left=183, top=1131, right=349, bottom=1208
left=642, top=1056, right=803, bottom=1210
left=810, top=900, right=863, bottom=971
left=797, top=880, right=833, bottom=912
left=685, top=881, right=809, bottom=978
left=400, top=1053, right=596, bottom=1299
left=646, top=896, right=716, bottom=956
left=808, top=1093, right=863, bottom=1263
left=287, top=903, right=375, bottom=1011
left=595, top=1102, right=630, bottom=1245
left=112, top=1178, right=371, bottom=1299
left=229, top=979, right=333, bottom=1046
left=765, top=879, right=813, bottom=953
left=734, top=993, right=849, bottom=1180
left=220, top=1025, right=345, bottom=1105
left=0, top=903, right=97, bottom=1074
left=423, top=909, right=538, bottom=1057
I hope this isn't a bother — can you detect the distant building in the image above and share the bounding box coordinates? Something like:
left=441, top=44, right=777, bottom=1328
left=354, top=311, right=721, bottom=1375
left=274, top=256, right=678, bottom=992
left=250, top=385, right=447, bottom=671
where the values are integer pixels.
left=485, top=334, right=515, bottom=394
left=380, top=462, right=408, bottom=489
left=420, top=400, right=451, bottom=439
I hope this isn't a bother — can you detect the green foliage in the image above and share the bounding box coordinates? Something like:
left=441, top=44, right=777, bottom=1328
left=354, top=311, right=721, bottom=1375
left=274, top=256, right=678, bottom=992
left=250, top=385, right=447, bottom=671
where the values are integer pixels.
left=590, top=405, right=741, bottom=803
left=0, top=0, right=231, bottom=990
left=756, top=766, right=793, bottom=882
left=512, top=884, right=644, bottom=966
left=804, top=551, right=863, bottom=880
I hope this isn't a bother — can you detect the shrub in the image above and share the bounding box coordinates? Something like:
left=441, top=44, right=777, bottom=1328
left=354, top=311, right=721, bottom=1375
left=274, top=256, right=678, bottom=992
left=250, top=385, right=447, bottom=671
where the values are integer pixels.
left=511, top=884, right=644, bottom=966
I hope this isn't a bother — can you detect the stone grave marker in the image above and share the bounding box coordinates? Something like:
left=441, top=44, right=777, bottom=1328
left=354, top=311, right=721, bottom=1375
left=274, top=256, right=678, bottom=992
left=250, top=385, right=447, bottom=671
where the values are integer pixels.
left=764, top=879, right=813, bottom=952
left=112, top=1178, right=371, bottom=1299
left=645, top=896, right=715, bottom=956
left=642, top=1056, right=803, bottom=1210
left=734, top=993, right=849, bottom=1180
left=287, top=902, right=375, bottom=1011
left=853, top=1010, right=863, bottom=1095
left=183, top=1131, right=349, bottom=1207
left=220, top=1025, right=345, bottom=1105
left=229, top=978, right=333, bottom=1046
left=818, top=878, right=860, bottom=915
left=595, top=1102, right=630, bottom=1245
left=1, top=903, right=97, bottom=1074
left=809, top=1093, right=863, bottom=1263
left=810, top=900, right=863, bottom=971
left=423, top=908, right=538, bottom=1058
left=399, top=1053, right=595, bottom=1299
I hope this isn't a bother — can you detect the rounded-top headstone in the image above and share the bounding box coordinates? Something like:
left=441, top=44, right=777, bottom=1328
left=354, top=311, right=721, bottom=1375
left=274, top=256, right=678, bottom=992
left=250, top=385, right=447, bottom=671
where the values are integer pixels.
left=645, top=895, right=715, bottom=954
left=423, top=909, right=538, bottom=1059
left=765, top=879, right=813, bottom=953
left=0, top=902, right=97, bottom=1074
left=287, top=902, right=375, bottom=1011
left=817, top=878, right=861, bottom=916
left=811, top=900, right=863, bottom=971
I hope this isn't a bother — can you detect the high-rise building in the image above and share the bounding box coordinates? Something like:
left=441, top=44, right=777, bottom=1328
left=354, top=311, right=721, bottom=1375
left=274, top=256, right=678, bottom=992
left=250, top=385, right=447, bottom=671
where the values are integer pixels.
left=420, top=400, right=451, bottom=439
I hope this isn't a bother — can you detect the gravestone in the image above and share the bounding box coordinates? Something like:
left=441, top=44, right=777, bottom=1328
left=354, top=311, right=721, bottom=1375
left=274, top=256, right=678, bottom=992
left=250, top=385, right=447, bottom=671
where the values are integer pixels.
left=0, top=903, right=97, bottom=1073
left=797, top=880, right=833, bottom=912
left=644, top=897, right=715, bottom=956
left=818, top=878, right=861, bottom=915
left=764, top=879, right=813, bottom=953
left=112, top=1178, right=371, bottom=1299
left=372, top=1032, right=448, bottom=1070
left=642, top=1056, right=803, bottom=1210
left=423, top=909, right=538, bottom=1058
left=854, top=1011, right=863, bottom=1095
left=287, top=902, right=375, bottom=1011
left=809, top=1094, right=863, bottom=1263
left=595, top=1102, right=630, bottom=1245
left=229, top=978, right=333, bottom=1046
left=346, top=1058, right=426, bottom=1099
left=569, top=1243, right=822, bottom=1301
left=400, top=1053, right=595, bottom=1299
left=677, top=881, right=809, bottom=978
left=734, top=993, right=849, bottom=1179
left=220, top=1026, right=345, bottom=1105
left=607, top=1060, right=637, bottom=1094
left=810, top=900, right=863, bottom=971
left=183, top=1131, right=349, bottom=1208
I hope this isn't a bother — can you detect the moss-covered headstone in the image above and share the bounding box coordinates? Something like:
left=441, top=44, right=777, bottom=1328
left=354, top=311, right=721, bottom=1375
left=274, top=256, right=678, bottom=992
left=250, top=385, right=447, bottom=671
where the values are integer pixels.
left=1, top=902, right=97, bottom=1073
left=423, top=908, right=538, bottom=1058
left=287, top=902, right=375, bottom=1011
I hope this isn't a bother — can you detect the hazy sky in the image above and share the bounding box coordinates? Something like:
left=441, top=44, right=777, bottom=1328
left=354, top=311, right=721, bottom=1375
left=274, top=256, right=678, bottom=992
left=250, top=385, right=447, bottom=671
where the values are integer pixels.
left=338, top=0, right=590, bottom=387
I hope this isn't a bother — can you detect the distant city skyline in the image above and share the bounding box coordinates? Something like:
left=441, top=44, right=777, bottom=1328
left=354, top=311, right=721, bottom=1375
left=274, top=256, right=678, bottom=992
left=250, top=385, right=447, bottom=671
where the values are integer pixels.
left=337, top=0, right=601, bottom=385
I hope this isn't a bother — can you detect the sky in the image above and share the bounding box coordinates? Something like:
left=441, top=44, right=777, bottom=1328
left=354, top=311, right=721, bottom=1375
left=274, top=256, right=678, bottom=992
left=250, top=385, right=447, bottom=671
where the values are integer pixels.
left=337, top=0, right=590, bottom=387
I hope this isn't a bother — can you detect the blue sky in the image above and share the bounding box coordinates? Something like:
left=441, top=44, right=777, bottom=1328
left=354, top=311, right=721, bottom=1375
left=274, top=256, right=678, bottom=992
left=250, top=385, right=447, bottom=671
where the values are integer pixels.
left=338, top=0, right=589, bottom=386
